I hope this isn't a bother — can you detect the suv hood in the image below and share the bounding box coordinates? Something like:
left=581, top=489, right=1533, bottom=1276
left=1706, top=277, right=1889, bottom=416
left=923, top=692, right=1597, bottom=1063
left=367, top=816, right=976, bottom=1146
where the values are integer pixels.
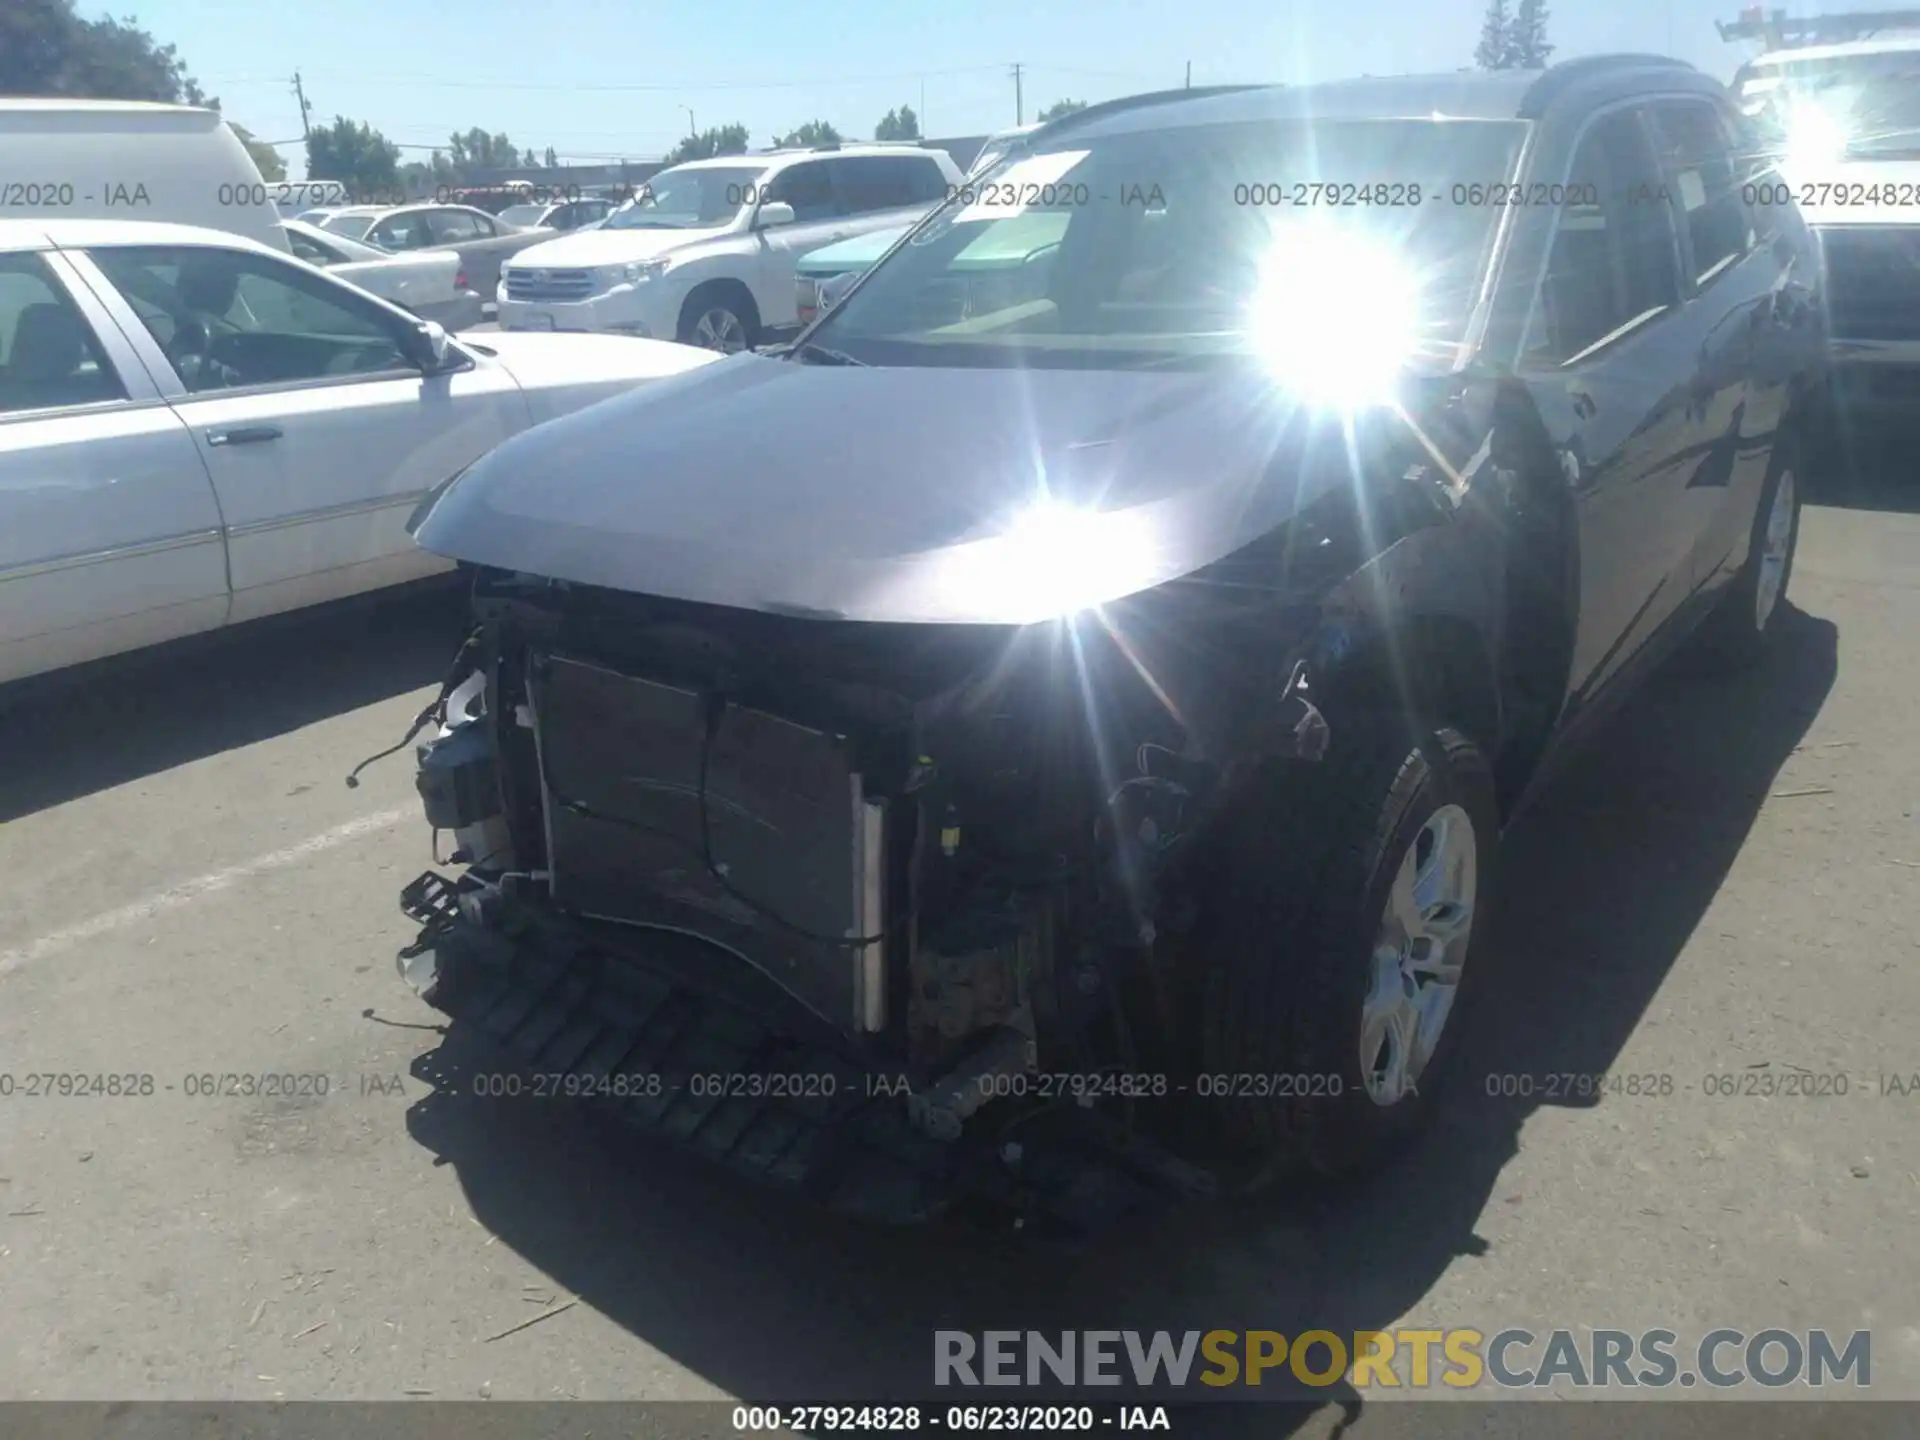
left=410, top=354, right=1395, bottom=626
left=797, top=224, right=912, bottom=276
left=508, top=225, right=730, bottom=268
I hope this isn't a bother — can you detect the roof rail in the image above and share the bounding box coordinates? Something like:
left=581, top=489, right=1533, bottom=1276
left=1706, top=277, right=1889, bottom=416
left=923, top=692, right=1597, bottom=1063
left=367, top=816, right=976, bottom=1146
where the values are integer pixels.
left=1022, top=84, right=1274, bottom=143
left=1717, top=7, right=1920, bottom=47
left=1519, top=52, right=1699, bottom=117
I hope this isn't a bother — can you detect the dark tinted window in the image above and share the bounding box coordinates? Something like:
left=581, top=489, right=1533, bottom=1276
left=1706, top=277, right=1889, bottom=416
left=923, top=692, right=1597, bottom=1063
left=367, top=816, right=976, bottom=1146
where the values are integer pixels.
left=0, top=254, right=124, bottom=414
left=831, top=155, right=945, bottom=213
left=765, top=161, right=837, bottom=221
left=1525, top=109, right=1682, bottom=365
left=1647, top=100, right=1753, bottom=283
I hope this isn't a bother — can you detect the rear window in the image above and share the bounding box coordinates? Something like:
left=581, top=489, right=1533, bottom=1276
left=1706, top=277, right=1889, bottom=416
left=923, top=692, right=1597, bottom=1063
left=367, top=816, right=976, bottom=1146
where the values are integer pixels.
left=0, top=254, right=124, bottom=415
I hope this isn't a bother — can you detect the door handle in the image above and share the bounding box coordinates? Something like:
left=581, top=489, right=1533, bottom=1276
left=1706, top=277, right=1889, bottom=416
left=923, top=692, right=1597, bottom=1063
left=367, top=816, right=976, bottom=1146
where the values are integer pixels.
left=206, top=424, right=283, bottom=447
left=1570, top=389, right=1598, bottom=420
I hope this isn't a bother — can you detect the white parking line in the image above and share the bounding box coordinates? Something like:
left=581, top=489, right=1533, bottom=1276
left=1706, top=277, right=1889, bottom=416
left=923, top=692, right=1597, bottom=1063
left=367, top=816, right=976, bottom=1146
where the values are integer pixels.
left=0, top=806, right=412, bottom=980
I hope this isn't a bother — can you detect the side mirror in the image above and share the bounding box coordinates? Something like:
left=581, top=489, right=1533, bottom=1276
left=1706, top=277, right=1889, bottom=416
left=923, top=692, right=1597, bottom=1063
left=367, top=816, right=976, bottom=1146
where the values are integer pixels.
left=755, top=201, right=797, bottom=229
left=402, top=318, right=452, bottom=371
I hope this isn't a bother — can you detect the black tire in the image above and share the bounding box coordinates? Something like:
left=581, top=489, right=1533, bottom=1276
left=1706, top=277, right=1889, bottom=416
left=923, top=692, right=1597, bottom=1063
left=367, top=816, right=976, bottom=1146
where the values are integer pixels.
left=1195, top=721, right=1499, bottom=1180
left=676, top=284, right=759, bottom=353
left=1693, top=431, right=1802, bottom=671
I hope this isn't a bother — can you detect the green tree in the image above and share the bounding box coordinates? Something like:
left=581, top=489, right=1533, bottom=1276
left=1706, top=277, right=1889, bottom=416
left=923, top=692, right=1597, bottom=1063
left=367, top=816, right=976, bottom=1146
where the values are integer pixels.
left=1509, top=0, right=1553, bottom=66
left=664, top=123, right=749, bottom=164
left=1, top=0, right=214, bottom=104
left=1475, top=0, right=1514, bottom=68
left=545, top=145, right=559, bottom=168
left=874, top=104, right=919, bottom=141
left=447, top=127, right=520, bottom=176
left=307, top=116, right=401, bottom=193
left=773, top=119, right=841, bottom=147
left=1036, top=99, right=1085, bottom=123
left=229, top=122, right=287, bottom=181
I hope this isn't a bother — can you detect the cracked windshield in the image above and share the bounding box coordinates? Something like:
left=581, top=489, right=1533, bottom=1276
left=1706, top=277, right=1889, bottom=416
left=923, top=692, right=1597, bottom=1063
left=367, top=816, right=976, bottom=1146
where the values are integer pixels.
left=0, top=0, right=1914, bottom=1435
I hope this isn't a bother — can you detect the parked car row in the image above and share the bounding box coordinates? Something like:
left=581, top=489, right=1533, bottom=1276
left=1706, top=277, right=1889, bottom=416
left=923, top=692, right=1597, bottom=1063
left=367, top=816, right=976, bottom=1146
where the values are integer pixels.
left=495, top=142, right=965, bottom=349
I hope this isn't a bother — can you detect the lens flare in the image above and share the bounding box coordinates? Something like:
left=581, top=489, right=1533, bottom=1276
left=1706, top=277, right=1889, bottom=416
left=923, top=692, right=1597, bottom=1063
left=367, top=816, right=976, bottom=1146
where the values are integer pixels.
left=1784, top=100, right=1849, bottom=171
left=1244, top=221, right=1423, bottom=410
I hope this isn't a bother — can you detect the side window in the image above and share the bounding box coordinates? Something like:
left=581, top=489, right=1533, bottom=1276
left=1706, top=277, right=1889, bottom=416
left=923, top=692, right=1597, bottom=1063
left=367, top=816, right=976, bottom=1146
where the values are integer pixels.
left=89, top=246, right=411, bottom=394
left=427, top=209, right=484, bottom=243
left=370, top=212, right=432, bottom=250
left=1647, top=100, right=1753, bottom=284
left=1524, top=108, right=1682, bottom=366
left=831, top=156, right=923, bottom=214
left=1726, top=108, right=1786, bottom=240
left=286, top=230, right=337, bottom=265
left=765, top=161, right=838, bottom=221
left=905, top=157, right=951, bottom=204
left=0, top=254, right=125, bottom=415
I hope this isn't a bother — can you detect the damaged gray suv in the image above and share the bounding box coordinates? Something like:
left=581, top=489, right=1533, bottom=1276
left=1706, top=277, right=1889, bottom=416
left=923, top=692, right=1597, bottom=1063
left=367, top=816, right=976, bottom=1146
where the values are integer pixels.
left=391, top=61, right=1825, bottom=1228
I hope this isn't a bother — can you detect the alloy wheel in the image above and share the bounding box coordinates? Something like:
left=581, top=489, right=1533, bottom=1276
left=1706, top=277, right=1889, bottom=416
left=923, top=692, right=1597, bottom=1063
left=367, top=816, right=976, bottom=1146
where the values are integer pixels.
left=1360, top=803, right=1478, bottom=1106
left=1755, top=469, right=1796, bottom=632
left=691, top=307, right=748, bottom=353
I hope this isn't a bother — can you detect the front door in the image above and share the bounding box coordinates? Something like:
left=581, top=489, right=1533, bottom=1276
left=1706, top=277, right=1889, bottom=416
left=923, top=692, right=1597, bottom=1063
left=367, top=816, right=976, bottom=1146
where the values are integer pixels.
left=0, top=250, right=228, bottom=684
left=79, top=243, right=525, bottom=624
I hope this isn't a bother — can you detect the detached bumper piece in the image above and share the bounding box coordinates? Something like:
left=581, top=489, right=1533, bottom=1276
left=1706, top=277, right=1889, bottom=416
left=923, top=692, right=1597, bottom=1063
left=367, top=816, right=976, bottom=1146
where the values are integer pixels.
left=400, top=873, right=1212, bottom=1231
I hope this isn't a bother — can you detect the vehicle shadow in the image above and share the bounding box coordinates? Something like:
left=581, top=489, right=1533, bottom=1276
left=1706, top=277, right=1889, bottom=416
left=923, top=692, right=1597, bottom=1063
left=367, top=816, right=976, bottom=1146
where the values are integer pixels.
left=0, top=582, right=467, bottom=824
left=400, top=603, right=1836, bottom=1431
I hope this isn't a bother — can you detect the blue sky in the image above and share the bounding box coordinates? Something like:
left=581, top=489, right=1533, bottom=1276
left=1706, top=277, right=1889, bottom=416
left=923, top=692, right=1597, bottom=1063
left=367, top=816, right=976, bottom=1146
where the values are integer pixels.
left=128, top=0, right=1770, bottom=176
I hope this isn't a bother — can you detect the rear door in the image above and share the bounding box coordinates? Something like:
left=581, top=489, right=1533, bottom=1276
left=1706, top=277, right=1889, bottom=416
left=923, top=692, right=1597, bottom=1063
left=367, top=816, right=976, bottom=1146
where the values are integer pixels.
left=77, top=241, right=526, bottom=624
left=1641, top=97, right=1783, bottom=609
left=0, top=248, right=228, bottom=684
left=1514, top=105, right=1695, bottom=706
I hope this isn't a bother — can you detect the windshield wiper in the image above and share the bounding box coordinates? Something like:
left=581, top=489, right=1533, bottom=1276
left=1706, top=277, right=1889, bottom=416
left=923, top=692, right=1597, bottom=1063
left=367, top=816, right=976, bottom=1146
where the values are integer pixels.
left=791, top=341, right=867, bottom=366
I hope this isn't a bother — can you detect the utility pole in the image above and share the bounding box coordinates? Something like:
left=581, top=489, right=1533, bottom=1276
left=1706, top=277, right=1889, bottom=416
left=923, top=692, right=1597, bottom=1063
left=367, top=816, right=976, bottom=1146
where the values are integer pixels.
left=1010, top=63, right=1023, bottom=126
left=680, top=105, right=696, bottom=140
left=1185, top=60, right=1192, bottom=88
left=920, top=76, right=926, bottom=136
left=291, top=71, right=312, bottom=142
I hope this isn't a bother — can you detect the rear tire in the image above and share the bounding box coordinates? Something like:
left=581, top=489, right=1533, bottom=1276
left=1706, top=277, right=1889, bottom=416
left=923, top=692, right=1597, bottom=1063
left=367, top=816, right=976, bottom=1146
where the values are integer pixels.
left=1693, top=432, right=1801, bottom=670
left=1195, top=721, right=1498, bottom=1180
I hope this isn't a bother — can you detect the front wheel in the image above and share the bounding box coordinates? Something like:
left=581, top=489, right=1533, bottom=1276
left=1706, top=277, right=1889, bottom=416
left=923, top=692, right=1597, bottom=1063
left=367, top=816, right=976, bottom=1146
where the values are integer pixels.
left=1196, top=722, right=1499, bottom=1180
left=677, top=288, right=757, bottom=353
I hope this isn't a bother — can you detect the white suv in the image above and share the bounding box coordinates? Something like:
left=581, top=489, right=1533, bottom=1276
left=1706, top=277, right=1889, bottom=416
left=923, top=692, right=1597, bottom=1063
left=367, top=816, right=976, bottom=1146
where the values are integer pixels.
left=497, top=144, right=964, bottom=351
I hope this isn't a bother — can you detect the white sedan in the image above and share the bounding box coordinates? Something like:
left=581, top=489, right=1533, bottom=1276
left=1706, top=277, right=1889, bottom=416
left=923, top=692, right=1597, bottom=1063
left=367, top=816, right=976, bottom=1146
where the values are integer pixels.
left=0, top=217, right=721, bottom=688
left=280, top=218, right=485, bottom=330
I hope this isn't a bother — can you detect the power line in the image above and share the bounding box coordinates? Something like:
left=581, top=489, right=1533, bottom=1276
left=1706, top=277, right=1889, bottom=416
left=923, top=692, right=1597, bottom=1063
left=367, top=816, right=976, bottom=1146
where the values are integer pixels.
left=205, top=64, right=1008, bottom=94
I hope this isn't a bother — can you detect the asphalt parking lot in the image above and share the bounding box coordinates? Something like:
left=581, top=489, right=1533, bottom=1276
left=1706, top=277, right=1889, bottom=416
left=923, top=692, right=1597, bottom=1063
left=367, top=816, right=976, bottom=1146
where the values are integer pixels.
left=1, top=438, right=1917, bottom=1427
